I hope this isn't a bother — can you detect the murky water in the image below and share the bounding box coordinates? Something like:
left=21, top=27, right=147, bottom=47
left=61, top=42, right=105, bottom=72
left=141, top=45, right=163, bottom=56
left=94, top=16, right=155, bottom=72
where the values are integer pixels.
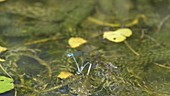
left=0, top=0, right=170, bottom=96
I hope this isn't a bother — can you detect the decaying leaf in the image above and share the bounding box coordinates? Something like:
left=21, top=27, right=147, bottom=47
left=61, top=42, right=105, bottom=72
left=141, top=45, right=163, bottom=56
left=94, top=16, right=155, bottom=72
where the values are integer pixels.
left=57, top=71, right=73, bottom=79
left=68, top=37, right=87, bottom=48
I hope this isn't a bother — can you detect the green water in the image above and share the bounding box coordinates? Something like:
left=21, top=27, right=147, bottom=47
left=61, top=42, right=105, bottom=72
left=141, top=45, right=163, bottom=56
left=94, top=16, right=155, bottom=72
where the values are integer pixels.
left=0, top=0, right=170, bottom=96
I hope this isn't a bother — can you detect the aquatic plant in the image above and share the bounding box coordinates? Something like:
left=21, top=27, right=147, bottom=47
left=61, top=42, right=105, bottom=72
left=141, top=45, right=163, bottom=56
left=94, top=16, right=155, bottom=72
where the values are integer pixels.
left=0, top=0, right=170, bottom=96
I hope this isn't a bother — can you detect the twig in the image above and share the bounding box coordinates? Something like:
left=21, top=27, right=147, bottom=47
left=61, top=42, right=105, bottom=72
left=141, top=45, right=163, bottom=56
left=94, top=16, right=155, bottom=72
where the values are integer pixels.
left=87, top=17, right=120, bottom=27
left=24, top=36, right=58, bottom=46
left=155, top=63, right=170, bottom=69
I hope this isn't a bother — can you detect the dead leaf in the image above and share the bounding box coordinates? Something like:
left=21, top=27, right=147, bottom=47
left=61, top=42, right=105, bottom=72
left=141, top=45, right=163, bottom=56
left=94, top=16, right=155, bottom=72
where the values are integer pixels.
left=0, top=46, right=7, bottom=53
left=0, top=58, right=5, bottom=62
left=57, top=71, right=73, bottom=79
left=0, top=0, right=6, bottom=2
left=68, top=37, right=87, bottom=48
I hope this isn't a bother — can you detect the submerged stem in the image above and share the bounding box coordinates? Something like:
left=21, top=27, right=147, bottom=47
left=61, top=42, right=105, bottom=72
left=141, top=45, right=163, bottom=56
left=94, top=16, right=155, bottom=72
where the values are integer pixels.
left=22, top=54, right=52, bottom=78
left=0, top=64, right=13, bottom=78
left=42, top=75, right=81, bottom=93
left=124, top=41, right=140, bottom=56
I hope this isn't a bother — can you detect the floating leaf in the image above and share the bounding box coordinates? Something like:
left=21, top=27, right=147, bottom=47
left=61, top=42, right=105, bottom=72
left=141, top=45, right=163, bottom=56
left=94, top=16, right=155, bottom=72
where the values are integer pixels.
left=0, top=76, right=14, bottom=94
left=116, top=28, right=132, bottom=37
left=0, top=46, right=7, bottom=53
left=103, top=28, right=139, bottom=55
left=57, top=71, right=73, bottom=79
left=103, top=28, right=132, bottom=43
left=68, top=37, right=87, bottom=48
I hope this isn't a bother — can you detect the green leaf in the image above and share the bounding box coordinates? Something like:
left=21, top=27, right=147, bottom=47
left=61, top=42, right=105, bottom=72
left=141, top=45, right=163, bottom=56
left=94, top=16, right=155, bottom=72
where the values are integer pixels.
left=0, top=76, right=14, bottom=94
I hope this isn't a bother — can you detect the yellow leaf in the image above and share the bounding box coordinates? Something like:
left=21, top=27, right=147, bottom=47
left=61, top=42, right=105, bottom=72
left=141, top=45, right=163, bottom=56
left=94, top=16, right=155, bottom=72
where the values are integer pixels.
left=68, top=37, right=87, bottom=48
left=0, top=0, right=6, bottom=2
left=103, top=31, right=126, bottom=43
left=0, top=58, right=5, bottom=62
left=116, top=28, right=132, bottom=37
left=57, top=71, right=73, bottom=79
left=0, top=46, right=7, bottom=53
left=103, top=28, right=132, bottom=43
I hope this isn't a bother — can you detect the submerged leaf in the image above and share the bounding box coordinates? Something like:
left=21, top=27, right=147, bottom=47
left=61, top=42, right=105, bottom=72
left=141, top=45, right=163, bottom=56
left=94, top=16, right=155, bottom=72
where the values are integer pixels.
left=0, top=46, right=7, bottom=53
left=0, top=76, right=14, bottom=94
left=68, top=37, right=87, bottom=48
left=0, top=0, right=5, bottom=2
left=0, top=58, right=5, bottom=62
left=103, top=28, right=132, bottom=43
left=57, top=71, right=73, bottom=79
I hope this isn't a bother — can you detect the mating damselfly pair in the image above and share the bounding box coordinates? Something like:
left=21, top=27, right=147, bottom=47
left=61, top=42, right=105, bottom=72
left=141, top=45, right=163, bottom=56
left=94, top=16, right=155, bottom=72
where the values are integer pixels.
left=67, top=53, right=92, bottom=75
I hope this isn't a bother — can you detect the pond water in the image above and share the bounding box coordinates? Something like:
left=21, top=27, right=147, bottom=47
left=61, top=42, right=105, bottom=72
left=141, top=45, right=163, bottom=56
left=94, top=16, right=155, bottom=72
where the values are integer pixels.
left=0, top=0, right=170, bottom=96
